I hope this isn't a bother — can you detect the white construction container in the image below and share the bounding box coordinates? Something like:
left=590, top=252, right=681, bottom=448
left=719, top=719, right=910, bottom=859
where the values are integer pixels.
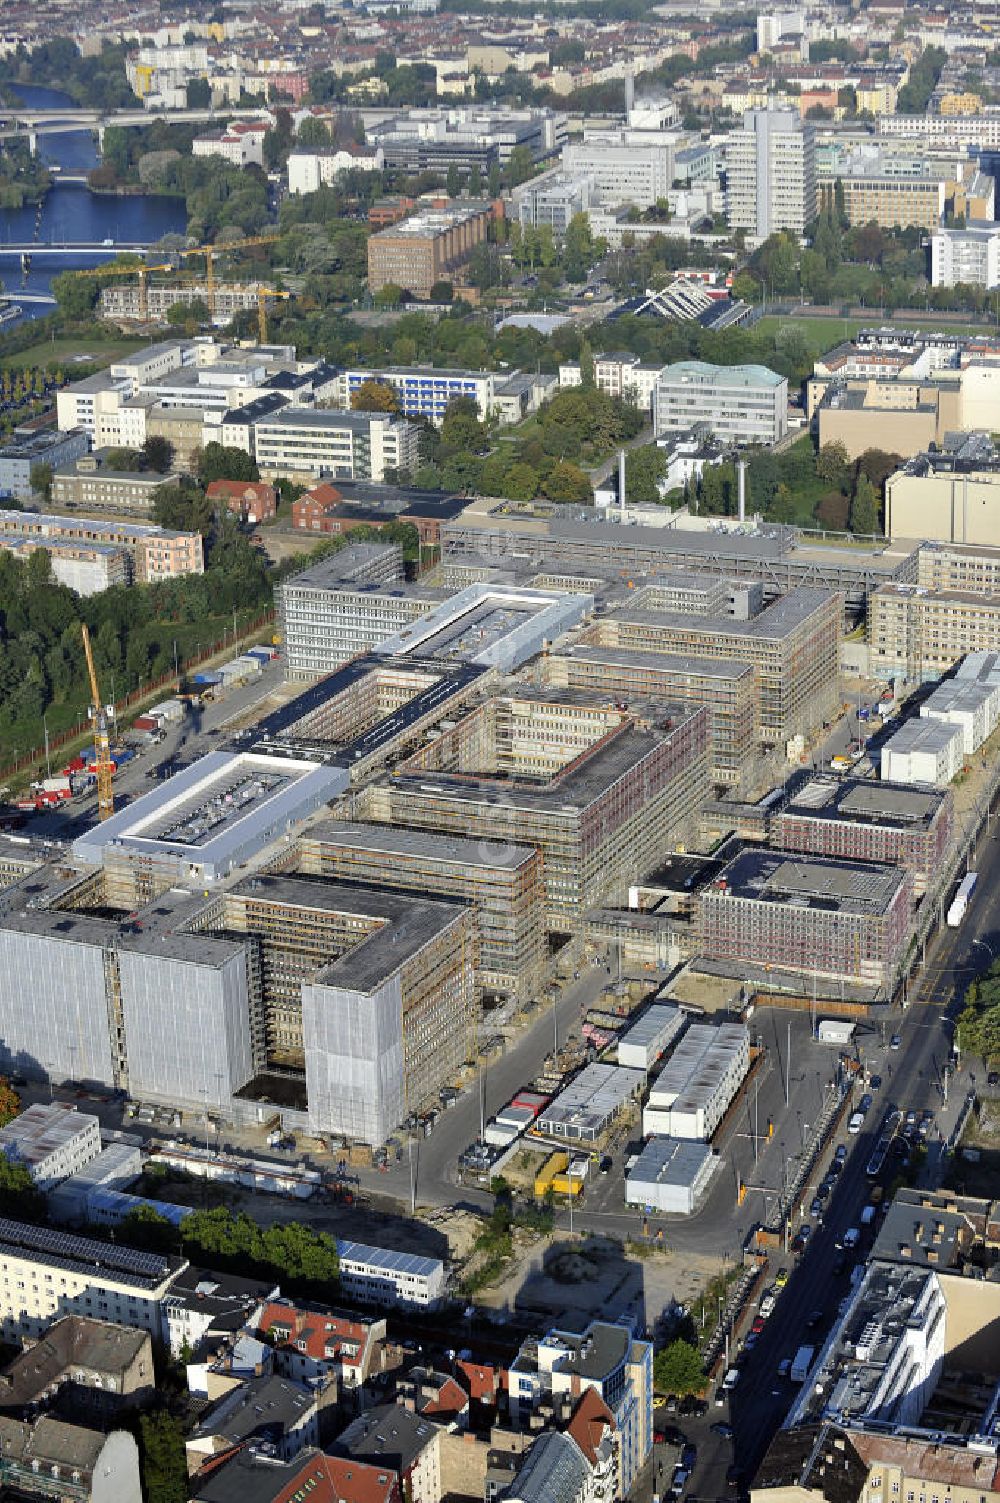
left=617, top=1003, right=687, bottom=1072
left=817, top=1019, right=856, bottom=1046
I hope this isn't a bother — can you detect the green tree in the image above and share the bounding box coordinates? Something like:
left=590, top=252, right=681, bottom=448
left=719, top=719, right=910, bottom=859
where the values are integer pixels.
left=142, top=435, right=175, bottom=474
left=855, top=448, right=903, bottom=494
left=502, top=462, right=539, bottom=501
left=153, top=481, right=212, bottom=535
left=815, top=440, right=851, bottom=491
left=139, top=1412, right=188, bottom=1503
left=543, top=460, right=592, bottom=504
left=849, top=473, right=880, bottom=535
left=374, top=282, right=403, bottom=308
left=350, top=378, right=400, bottom=413
left=487, top=159, right=502, bottom=198
left=506, top=145, right=535, bottom=188
left=440, top=395, right=485, bottom=454
left=624, top=444, right=668, bottom=504
left=563, top=212, right=596, bottom=281
left=197, top=442, right=260, bottom=486
left=429, top=280, right=453, bottom=303
left=29, top=463, right=53, bottom=502
left=446, top=163, right=461, bottom=198
left=579, top=338, right=595, bottom=389
left=0, top=1153, right=44, bottom=1222
left=186, top=78, right=211, bottom=109
left=104, top=447, right=143, bottom=472
left=296, top=115, right=331, bottom=148
left=654, top=1339, right=705, bottom=1398
left=166, top=298, right=210, bottom=327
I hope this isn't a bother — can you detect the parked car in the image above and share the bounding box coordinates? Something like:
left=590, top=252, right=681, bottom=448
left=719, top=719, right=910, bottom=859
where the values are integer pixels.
left=751, top=1316, right=765, bottom=1335
left=835, top=1144, right=847, bottom=1162
left=890, top=1035, right=901, bottom=1050
left=711, top=1422, right=734, bottom=1439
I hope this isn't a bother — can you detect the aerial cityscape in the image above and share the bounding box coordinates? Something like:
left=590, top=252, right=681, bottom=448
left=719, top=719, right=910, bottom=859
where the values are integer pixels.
left=0, top=1, right=999, bottom=1501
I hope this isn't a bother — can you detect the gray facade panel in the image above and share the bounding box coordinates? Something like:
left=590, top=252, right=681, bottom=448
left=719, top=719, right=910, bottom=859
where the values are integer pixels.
left=117, top=947, right=253, bottom=1111
left=303, top=977, right=403, bottom=1145
left=0, top=932, right=114, bottom=1087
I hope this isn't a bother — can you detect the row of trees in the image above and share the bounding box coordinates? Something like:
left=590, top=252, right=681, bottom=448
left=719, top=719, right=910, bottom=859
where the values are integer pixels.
left=958, top=958, right=1000, bottom=1065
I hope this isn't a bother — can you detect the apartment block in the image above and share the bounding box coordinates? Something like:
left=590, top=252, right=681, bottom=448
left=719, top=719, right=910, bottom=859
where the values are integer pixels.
left=334, top=365, right=496, bottom=424
left=698, top=848, right=914, bottom=995
left=724, top=108, right=816, bottom=240
left=367, top=201, right=495, bottom=299
left=253, top=408, right=421, bottom=483
left=52, top=455, right=179, bottom=519
left=0, top=428, right=89, bottom=504
left=772, top=773, right=954, bottom=896
left=819, top=175, right=946, bottom=230
left=297, top=820, right=545, bottom=1004
left=0, top=1219, right=184, bottom=1344
left=653, top=361, right=788, bottom=447
left=100, top=282, right=262, bottom=325
left=868, top=581, right=1000, bottom=680
left=588, top=587, right=842, bottom=746
left=335, top=1240, right=446, bottom=1309
left=0, top=509, right=203, bottom=583
left=0, top=534, right=129, bottom=597
left=363, top=692, right=710, bottom=933
left=931, top=224, right=1000, bottom=288
left=916, top=536, right=1000, bottom=593
left=508, top=1321, right=652, bottom=1498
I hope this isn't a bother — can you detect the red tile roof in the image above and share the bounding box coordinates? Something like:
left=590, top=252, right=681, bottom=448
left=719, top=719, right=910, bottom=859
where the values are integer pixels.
left=566, top=1388, right=615, bottom=1467
left=257, top=1301, right=370, bottom=1370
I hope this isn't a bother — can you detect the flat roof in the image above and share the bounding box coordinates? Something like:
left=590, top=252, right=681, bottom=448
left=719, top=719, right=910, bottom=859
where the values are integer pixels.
left=226, top=874, right=468, bottom=992
left=0, top=1103, right=97, bottom=1169
left=781, top=772, right=948, bottom=829
left=336, top=1238, right=443, bottom=1279
left=0, top=1217, right=180, bottom=1290
left=626, top=1135, right=714, bottom=1188
left=710, top=847, right=906, bottom=914
left=72, top=751, right=346, bottom=879
left=303, top=818, right=536, bottom=871
left=555, top=644, right=753, bottom=681
left=537, top=1062, right=644, bottom=1134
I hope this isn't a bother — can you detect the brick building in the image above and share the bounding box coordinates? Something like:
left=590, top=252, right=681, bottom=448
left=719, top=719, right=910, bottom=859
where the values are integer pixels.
left=367, top=201, right=497, bottom=299
left=205, top=479, right=277, bottom=524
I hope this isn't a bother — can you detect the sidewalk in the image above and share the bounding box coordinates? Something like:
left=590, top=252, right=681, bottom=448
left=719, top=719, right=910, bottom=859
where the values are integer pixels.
left=916, top=1065, right=976, bottom=1189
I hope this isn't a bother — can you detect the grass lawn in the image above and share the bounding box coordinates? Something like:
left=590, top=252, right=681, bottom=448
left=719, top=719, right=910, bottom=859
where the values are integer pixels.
left=1, top=335, right=150, bottom=371
left=755, top=313, right=999, bottom=361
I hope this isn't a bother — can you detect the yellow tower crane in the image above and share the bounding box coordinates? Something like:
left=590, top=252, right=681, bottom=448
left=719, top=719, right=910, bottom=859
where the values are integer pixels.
left=70, top=263, right=174, bottom=323
left=258, top=287, right=290, bottom=344
left=79, top=624, right=114, bottom=822
left=180, top=234, right=281, bottom=320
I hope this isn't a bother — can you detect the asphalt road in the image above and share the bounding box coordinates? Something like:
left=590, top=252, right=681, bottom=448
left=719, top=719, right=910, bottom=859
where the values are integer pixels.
left=683, top=817, right=1000, bottom=1501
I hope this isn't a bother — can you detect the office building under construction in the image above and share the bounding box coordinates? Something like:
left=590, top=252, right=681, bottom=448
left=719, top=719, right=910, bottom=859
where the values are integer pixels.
left=359, top=690, right=710, bottom=934
left=297, top=820, right=545, bottom=1005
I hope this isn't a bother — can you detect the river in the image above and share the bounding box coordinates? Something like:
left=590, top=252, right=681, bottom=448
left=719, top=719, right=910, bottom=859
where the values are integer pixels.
left=0, top=83, right=186, bottom=327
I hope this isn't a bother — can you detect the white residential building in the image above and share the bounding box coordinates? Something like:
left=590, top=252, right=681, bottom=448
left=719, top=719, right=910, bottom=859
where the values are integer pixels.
left=192, top=121, right=268, bottom=168
left=725, top=107, right=816, bottom=240
left=930, top=225, right=1000, bottom=289
left=253, top=408, right=421, bottom=482
left=287, top=145, right=385, bottom=193
left=335, top=1240, right=446, bottom=1308
left=559, top=353, right=665, bottom=413
left=653, top=360, right=788, bottom=445
left=0, top=1219, right=183, bottom=1343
